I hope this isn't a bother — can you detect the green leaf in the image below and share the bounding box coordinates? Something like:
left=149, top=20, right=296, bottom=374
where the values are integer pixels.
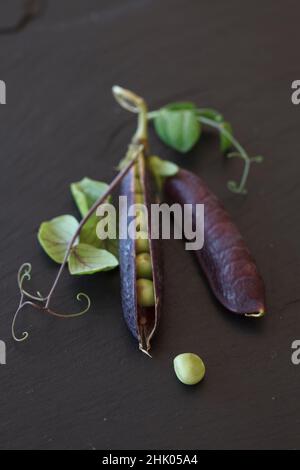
left=149, top=156, right=179, bottom=177
left=80, top=213, right=101, bottom=248
left=165, top=102, right=197, bottom=111
left=68, top=243, right=118, bottom=275
left=71, top=177, right=118, bottom=255
left=154, top=108, right=201, bottom=153
left=79, top=203, right=119, bottom=256
left=219, top=121, right=233, bottom=153
left=104, top=238, right=119, bottom=260
left=38, top=215, right=79, bottom=264
left=71, top=177, right=109, bottom=217
left=100, top=207, right=119, bottom=258
left=148, top=156, right=179, bottom=192
left=197, top=108, right=224, bottom=122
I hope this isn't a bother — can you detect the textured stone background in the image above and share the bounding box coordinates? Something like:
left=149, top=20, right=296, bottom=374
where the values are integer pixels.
left=0, top=0, right=299, bottom=450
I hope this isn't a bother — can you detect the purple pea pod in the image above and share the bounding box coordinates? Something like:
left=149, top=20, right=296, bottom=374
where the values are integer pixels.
left=164, top=169, right=266, bottom=317
left=119, top=155, right=163, bottom=354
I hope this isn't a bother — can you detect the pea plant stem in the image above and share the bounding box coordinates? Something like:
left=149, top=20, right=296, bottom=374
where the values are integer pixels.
left=112, top=86, right=148, bottom=144
left=147, top=111, right=158, bottom=120
left=198, top=115, right=252, bottom=194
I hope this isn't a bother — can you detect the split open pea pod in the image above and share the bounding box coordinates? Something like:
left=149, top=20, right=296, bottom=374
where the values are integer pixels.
left=113, top=86, right=163, bottom=354
left=119, top=154, right=163, bottom=354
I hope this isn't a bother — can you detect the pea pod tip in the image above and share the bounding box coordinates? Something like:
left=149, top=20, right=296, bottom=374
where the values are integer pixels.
left=245, top=309, right=266, bottom=319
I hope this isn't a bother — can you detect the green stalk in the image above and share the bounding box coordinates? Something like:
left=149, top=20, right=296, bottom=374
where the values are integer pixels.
left=198, top=116, right=252, bottom=194
left=112, top=86, right=148, bottom=145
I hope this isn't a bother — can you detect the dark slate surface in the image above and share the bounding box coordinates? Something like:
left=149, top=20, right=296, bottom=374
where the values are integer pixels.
left=0, top=0, right=300, bottom=450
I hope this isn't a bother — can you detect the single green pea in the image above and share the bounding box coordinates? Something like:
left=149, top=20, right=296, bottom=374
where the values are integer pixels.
left=136, top=253, right=153, bottom=279
left=135, top=177, right=143, bottom=193
left=135, top=193, right=145, bottom=204
left=173, top=353, right=206, bottom=385
left=137, top=279, right=155, bottom=307
left=136, top=232, right=150, bottom=254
